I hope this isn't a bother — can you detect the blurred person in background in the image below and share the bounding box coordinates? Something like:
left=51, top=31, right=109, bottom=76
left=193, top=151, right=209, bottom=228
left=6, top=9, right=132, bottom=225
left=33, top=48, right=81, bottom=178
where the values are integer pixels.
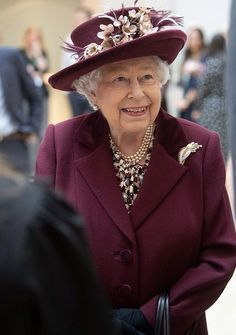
left=60, top=6, right=94, bottom=117
left=0, top=42, right=42, bottom=175
left=0, top=157, right=114, bottom=335
left=20, top=26, right=50, bottom=138
left=176, top=28, right=206, bottom=122
left=227, top=0, right=236, bottom=215
left=193, top=33, right=228, bottom=162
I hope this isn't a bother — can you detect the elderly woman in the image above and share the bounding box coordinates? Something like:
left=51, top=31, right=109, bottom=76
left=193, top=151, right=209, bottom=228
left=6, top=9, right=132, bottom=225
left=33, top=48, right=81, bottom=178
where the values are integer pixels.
left=36, top=5, right=236, bottom=335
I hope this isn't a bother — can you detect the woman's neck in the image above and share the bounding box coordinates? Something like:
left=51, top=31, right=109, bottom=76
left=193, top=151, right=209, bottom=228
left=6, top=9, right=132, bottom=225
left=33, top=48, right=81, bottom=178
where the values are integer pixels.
left=110, top=130, right=146, bottom=157
left=110, top=124, right=155, bottom=163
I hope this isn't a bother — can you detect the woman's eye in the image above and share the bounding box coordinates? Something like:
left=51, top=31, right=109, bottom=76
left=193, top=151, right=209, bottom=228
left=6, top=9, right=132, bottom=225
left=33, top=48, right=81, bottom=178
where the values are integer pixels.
left=143, top=74, right=153, bottom=81
left=113, top=76, right=127, bottom=83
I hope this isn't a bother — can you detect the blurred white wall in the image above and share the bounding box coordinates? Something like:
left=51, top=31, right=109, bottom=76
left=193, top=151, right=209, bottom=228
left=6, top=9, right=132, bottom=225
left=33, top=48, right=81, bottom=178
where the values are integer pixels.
left=173, top=0, right=231, bottom=40
left=97, top=0, right=173, bottom=12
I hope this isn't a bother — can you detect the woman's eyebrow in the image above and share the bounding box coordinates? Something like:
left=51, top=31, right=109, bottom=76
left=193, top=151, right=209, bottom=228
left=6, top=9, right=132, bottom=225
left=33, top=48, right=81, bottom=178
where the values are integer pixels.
left=106, top=65, right=154, bottom=76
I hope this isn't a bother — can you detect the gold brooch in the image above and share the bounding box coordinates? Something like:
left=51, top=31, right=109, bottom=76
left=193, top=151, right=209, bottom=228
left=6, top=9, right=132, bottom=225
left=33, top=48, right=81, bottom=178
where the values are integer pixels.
left=178, top=142, right=202, bottom=165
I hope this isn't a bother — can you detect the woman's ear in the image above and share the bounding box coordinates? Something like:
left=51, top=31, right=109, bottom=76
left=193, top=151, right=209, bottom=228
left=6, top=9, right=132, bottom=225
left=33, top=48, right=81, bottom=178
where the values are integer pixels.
left=89, top=90, right=98, bottom=106
left=89, top=90, right=96, bottom=99
left=87, top=90, right=99, bottom=110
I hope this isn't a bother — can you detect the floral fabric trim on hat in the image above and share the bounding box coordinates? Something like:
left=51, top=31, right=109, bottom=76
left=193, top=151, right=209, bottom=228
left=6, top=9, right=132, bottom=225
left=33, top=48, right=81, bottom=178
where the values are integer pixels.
left=64, top=6, right=184, bottom=61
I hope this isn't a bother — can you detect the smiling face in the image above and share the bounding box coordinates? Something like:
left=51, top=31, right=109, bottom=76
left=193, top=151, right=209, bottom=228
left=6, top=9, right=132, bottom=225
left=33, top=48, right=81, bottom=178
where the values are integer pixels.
left=91, top=57, right=162, bottom=139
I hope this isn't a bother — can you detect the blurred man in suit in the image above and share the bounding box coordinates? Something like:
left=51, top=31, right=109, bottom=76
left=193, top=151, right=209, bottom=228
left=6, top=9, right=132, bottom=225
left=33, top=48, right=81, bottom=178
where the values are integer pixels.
left=0, top=46, right=42, bottom=174
left=227, top=0, right=236, bottom=215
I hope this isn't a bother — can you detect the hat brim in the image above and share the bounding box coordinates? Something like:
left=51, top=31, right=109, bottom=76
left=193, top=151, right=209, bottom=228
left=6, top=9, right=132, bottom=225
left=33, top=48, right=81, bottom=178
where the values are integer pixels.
left=49, top=29, right=186, bottom=91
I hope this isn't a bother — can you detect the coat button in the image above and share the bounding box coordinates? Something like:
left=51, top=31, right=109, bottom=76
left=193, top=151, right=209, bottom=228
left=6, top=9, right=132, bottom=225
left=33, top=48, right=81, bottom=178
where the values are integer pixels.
left=120, top=249, right=133, bottom=262
left=118, top=284, right=132, bottom=296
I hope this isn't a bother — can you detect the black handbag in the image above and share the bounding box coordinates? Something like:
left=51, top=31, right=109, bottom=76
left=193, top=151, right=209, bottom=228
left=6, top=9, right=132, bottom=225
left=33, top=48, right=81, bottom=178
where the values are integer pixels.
left=154, top=293, right=170, bottom=335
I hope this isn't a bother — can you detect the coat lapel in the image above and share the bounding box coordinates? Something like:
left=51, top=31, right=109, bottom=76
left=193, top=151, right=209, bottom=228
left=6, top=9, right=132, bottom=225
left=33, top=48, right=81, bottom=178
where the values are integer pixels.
left=130, top=110, right=189, bottom=228
left=130, top=143, right=187, bottom=228
left=73, top=114, right=136, bottom=245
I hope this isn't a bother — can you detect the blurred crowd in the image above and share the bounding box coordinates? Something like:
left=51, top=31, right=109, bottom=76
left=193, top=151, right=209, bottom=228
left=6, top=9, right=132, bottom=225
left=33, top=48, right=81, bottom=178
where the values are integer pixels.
left=173, top=28, right=229, bottom=162
left=0, top=25, right=49, bottom=175
left=0, top=6, right=94, bottom=176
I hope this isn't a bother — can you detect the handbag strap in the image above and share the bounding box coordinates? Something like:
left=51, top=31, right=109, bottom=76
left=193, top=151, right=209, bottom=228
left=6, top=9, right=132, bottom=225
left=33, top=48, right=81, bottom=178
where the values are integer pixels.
left=163, top=293, right=170, bottom=335
left=154, top=292, right=170, bottom=335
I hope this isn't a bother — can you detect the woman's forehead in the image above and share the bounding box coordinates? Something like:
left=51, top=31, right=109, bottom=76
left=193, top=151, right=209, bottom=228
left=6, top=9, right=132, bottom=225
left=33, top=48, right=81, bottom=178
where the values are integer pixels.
left=101, top=56, right=155, bottom=74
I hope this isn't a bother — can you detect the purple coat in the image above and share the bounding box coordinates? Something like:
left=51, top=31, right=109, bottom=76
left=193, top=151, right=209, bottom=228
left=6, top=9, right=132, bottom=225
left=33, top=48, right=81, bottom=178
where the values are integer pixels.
left=36, top=109, right=236, bottom=335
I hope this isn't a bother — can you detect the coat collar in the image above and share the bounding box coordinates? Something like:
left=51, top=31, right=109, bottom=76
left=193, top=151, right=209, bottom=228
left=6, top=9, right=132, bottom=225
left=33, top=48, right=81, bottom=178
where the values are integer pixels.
left=73, top=109, right=188, bottom=243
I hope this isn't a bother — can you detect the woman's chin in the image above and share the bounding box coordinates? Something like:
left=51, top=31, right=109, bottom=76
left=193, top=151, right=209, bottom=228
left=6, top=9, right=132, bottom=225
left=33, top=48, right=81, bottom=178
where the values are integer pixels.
left=120, top=120, right=151, bottom=134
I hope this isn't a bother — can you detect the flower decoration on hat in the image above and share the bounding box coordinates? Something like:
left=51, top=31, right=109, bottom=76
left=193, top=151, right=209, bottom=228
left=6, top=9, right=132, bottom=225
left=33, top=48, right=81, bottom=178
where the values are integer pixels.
left=178, top=142, right=202, bottom=165
left=64, top=5, right=184, bottom=61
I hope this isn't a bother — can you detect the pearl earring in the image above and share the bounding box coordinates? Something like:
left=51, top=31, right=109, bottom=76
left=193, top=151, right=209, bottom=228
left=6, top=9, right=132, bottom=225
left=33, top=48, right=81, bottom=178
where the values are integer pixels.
left=93, top=103, right=99, bottom=110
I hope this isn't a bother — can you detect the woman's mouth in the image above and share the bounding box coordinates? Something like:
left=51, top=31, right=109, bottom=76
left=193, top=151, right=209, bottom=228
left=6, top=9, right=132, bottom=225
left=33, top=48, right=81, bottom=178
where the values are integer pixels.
left=121, top=106, right=148, bottom=116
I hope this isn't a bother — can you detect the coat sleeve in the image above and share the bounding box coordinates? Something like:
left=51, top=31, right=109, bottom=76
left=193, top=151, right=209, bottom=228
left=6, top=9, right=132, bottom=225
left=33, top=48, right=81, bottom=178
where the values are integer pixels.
left=141, top=132, right=236, bottom=334
left=35, top=124, right=56, bottom=187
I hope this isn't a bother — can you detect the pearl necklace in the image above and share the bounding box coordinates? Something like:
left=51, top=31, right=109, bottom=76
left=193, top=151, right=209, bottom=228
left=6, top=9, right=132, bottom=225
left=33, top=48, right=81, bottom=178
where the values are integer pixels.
left=109, top=124, right=154, bottom=165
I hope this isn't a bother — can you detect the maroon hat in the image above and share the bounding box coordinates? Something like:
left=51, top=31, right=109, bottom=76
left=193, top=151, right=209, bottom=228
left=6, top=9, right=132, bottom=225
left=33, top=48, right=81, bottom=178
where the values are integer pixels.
left=49, top=6, right=187, bottom=91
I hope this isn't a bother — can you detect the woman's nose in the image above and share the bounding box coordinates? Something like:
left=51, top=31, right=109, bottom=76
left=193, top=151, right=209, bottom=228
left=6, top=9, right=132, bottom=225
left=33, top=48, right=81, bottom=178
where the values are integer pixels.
left=127, top=80, right=145, bottom=99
